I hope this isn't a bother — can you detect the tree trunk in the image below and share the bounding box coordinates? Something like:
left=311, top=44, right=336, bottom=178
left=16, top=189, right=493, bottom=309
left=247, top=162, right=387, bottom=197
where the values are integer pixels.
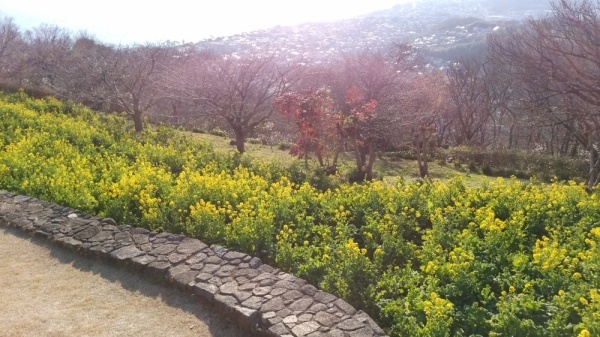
left=352, top=135, right=365, bottom=181
left=234, top=128, right=246, bottom=153
left=587, top=146, right=599, bottom=191
left=416, top=140, right=429, bottom=178
left=366, top=140, right=376, bottom=180
left=132, top=110, right=144, bottom=133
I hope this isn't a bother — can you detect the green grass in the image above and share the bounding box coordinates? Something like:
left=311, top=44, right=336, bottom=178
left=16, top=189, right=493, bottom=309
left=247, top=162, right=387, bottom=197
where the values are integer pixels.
left=185, top=131, right=492, bottom=186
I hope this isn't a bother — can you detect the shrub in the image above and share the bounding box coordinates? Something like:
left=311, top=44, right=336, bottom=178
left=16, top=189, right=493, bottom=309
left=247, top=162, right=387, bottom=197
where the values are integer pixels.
left=439, top=146, right=588, bottom=182
left=208, top=128, right=228, bottom=137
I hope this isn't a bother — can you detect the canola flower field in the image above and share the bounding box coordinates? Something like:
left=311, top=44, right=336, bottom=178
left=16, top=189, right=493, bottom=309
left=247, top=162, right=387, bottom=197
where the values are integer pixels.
left=0, top=91, right=599, bottom=337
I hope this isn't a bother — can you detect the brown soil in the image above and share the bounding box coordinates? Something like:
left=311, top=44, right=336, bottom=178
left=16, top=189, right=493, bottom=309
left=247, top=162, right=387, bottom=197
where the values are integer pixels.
left=0, top=226, right=253, bottom=337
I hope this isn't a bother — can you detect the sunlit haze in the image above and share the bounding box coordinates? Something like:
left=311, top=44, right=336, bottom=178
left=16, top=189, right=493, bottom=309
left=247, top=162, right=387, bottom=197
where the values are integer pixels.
left=0, top=0, right=411, bottom=45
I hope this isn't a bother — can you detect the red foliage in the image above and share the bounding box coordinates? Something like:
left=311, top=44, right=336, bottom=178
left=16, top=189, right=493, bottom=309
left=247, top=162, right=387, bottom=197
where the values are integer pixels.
left=276, top=88, right=338, bottom=160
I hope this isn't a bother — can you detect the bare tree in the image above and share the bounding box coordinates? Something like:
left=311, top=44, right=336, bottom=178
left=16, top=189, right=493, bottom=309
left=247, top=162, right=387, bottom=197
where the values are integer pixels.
left=488, top=0, right=600, bottom=189
left=176, top=52, right=303, bottom=153
left=0, top=16, right=25, bottom=83
left=93, top=44, right=174, bottom=132
left=446, top=56, right=494, bottom=146
left=22, top=24, right=72, bottom=88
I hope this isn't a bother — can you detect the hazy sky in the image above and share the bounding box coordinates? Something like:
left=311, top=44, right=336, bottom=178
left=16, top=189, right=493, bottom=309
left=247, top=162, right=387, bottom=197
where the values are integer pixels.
left=0, top=0, right=409, bottom=45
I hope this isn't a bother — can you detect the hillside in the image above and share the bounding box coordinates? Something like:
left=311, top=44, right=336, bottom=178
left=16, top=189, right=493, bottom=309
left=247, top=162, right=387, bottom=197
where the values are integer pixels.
left=195, top=0, right=553, bottom=64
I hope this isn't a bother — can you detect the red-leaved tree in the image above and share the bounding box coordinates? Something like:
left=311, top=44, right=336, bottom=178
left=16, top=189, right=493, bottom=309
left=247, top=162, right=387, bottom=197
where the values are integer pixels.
left=276, top=87, right=339, bottom=168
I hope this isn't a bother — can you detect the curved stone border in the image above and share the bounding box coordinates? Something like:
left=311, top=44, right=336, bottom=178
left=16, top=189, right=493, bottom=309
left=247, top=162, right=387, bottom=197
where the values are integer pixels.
left=0, top=191, right=388, bottom=337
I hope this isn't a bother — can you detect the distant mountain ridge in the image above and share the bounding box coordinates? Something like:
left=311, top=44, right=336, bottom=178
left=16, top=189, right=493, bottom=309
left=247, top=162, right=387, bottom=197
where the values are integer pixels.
left=195, top=0, right=553, bottom=64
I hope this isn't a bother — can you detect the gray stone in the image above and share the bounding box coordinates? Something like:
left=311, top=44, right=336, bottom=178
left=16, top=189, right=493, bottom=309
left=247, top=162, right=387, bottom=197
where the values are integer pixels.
left=289, top=297, right=314, bottom=312
left=282, top=290, right=304, bottom=300
left=130, top=227, right=150, bottom=234
left=277, top=308, right=293, bottom=318
left=233, top=305, right=258, bottom=328
left=101, top=218, right=117, bottom=226
left=261, top=311, right=276, bottom=321
left=57, top=236, right=83, bottom=249
left=258, top=264, right=275, bottom=273
left=334, top=299, right=357, bottom=316
left=315, top=311, right=341, bottom=327
left=200, top=263, right=220, bottom=274
left=336, top=319, right=363, bottom=331
left=238, top=282, right=257, bottom=291
left=215, top=264, right=236, bottom=277
left=215, top=294, right=239, bottom=313
left=176, top=238, right=207, bottom=254
left=283, top=315, right=298, bottom=325
left=114, top=231, right=132, bottom=245
left=261, top=297, right=285, bottom=312
left=292, top=321, right=320, bottom=336
left=72, top=226, right=100, bottom=240
left=208, top=277, right=224, bottom=287
left=270, top=288, right=287, bottom=296
left=315, top=291, right=337, bottom=304
left=241, top=296, right=264, bottom=310
left=146, top=261, right=171, bottom=276
left=306, top=332, right=330, bottom=337
left=189, top=263, right=204, bottom=270
left=132, top=233, right=149, bottom=245
left=348, top=326, right=375, bottom=337
left=110, top=245, right=144, bottom=260
left=233, top=268, right=260, bottom=279
left=193, top=283, right=218, bottom=301
left=309, top=303, right=329, bottom=313
left=301, top=284, right=319, bottom=296
left=89, top=230, right=113, bottom=242
left=299, top=313, right=313, bottom=322
left=130, top=254, right=156, bottom=266
left=102, top=224, right=118, bottom=231
left=223, top=251, right=248, bottom=261
left=40, top=223, right=63, bottom=234
left=220, top=281, right=239, bottom=295
left=148, top=244, right=176, bottom=256
left=171, top=271, right=199, bottom=290
left=186, top=252, right=208, bottom=264
left=167, top=253, right=189, bottom=264
left=268, top=322, right=290, bottom=335
left=259, top=277, right=278, bottom=287
left=204, top=255, right=224, bottom=265
left=253, top=286, right=271, bottom=296
left=273, top=279, right=300, bottom=290
left=249, top=256, right=263, bottom=268
left=167, top=234, right=186, bottom=242
left=195, top=272, right=213, bottom=282
left=140, top=243, right=153, bottom=252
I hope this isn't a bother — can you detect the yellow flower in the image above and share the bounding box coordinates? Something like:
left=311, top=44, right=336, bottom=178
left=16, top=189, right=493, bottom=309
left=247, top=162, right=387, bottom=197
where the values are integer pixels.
left=577, top=329, right=590, bottom=337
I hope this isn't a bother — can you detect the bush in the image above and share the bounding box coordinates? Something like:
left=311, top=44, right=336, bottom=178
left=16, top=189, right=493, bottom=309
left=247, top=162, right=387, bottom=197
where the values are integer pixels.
left=277, top=141, right=292, bottom=151
left=208, top=128, right=228, bottom=137
left=439, top=146, right=588, bottom=182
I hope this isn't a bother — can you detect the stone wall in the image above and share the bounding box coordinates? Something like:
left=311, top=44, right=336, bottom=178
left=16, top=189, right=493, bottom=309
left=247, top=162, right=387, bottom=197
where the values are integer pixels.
left=0, top=191, right=388, bottom=337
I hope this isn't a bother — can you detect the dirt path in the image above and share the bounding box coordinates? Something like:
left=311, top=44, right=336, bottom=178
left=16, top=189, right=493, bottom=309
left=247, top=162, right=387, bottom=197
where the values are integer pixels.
left=0, top=226, right=253, bottom=337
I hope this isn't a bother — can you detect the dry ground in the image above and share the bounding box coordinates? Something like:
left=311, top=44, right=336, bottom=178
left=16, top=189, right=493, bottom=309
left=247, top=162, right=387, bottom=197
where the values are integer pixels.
left=0, top=226, right=253, bottom=337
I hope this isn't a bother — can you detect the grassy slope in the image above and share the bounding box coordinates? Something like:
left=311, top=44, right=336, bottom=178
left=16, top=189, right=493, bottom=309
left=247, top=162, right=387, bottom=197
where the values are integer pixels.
left=186, top=131, right=490, bottom=186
